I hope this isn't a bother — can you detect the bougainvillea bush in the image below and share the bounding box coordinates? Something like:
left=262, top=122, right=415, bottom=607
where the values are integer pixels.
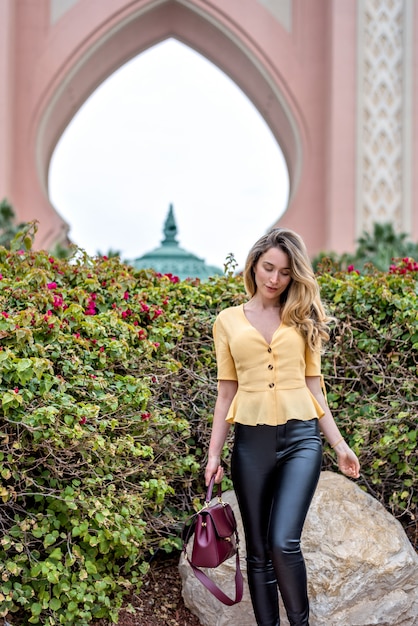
left=0, top=230, right=416, bottom=625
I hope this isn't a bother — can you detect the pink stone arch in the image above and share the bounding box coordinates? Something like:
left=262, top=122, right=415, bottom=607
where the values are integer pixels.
left=0, top=0, right=360, bottom=255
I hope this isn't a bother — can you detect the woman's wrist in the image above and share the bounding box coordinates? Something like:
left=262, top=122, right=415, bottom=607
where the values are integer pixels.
left=329, top=436, right=350, bottom=454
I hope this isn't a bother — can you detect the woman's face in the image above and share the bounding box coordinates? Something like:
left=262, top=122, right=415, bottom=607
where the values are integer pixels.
left=253, top=246, right=292, bottom=300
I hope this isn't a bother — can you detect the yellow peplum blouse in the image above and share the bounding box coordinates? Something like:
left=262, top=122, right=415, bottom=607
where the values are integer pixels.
left=213, top=304, right=325, bottom=426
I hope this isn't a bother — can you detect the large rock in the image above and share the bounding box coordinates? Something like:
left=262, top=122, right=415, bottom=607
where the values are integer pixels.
left=179, top=471, right=418, bottom=626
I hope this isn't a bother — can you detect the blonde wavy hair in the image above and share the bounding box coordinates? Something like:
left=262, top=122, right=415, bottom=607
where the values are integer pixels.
left=243, top=228, right=332, bottom=351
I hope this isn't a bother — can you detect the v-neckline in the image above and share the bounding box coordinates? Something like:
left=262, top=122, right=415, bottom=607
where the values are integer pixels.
left=241, top=303, right=282, bottom=346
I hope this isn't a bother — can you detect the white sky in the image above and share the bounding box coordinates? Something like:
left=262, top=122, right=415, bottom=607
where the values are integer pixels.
left=48, top=38, right=289, bottom=271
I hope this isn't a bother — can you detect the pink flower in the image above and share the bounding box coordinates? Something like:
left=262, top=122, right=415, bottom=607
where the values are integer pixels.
left=347, top=265, right=360, bottom=275
left=123, top=291, right=129, bottom=300
left=153, top=342, right=160, bottom=348
left=79, top=416, right=87, bottom=425
left=53, top=294, right=63, bottom=308
left=84, top=293, right=97, bottom=315
left=153, top=309, right=163, bottom=318
left=99, top=346, right=105, bottom=352
left=0, top=274, right=3, bottom=280
left=74, top=333, right=80, bottom=339
left=1, top=312, right=9, bottom=318
left=47, top=282, right=57, bottom=289
left=164, top=273, right=180, bottom=283
left=48, top=257, right=55, bottom=263
left=140, top=302, right=150, bottom=313
left=138, top=329, right=146, bottom=340
left=14, top=387, right=19, bottom=394
left=141, top=412, right=151, bottom=421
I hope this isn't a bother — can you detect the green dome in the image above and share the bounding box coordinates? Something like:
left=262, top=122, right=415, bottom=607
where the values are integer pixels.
left=132, top=204, right=222, bottom=281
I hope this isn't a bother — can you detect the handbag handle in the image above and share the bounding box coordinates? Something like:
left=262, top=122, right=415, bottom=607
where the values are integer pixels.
left=204, top=475, right=222, bottom=504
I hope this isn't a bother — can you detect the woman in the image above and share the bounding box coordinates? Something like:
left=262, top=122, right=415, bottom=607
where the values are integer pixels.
left=204, top=228, right=360, bottom=626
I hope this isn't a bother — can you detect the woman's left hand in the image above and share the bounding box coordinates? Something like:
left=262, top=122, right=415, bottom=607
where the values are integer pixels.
left=336, top=445, right=360, bottom=479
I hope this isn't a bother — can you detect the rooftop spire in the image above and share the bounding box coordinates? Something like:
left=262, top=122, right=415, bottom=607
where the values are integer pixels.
left=161, top=203, right=178, bottom=246
left=132, top=203, right=222, bottom=280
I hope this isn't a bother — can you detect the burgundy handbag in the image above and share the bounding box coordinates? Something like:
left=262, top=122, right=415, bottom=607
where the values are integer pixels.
left=183, top=476, right=243, bottom=605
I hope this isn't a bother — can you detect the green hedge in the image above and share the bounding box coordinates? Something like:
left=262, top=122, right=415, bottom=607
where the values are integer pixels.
left=0, top=241, right=416, bottom=625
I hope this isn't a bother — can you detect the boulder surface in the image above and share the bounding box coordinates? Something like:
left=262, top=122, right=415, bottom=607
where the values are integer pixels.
left=179, top=471, right=418, bottom=625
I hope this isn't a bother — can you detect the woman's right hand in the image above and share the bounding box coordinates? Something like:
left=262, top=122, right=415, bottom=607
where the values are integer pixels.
left=205, top=455, right=224, bottom=486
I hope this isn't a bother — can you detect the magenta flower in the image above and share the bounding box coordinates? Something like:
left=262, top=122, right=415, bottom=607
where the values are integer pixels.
left=53, top=294, right=63, bottom=308
left=47, top=282, right=57, bottom=289
left=164, top=273, right=180, bottom=283
left=84, top=294, right=97, bottom=315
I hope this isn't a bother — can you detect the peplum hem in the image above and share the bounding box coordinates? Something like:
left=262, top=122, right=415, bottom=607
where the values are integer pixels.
left=226, top=386, right=325, bottom=426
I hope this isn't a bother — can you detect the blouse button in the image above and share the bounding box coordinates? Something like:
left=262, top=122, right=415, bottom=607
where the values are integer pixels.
left=268, top=364, right=273, bottom=370
left=269, top=383, right=274, bottom=388
left=267, top=347, right=272, bottom=353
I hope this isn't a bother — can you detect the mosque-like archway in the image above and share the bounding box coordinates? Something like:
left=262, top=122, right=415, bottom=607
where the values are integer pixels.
left=1, top=0, right=416, bottom=254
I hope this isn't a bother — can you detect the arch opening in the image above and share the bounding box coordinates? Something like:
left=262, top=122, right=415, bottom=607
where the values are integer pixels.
left=48, top=38, right=290, bottom=268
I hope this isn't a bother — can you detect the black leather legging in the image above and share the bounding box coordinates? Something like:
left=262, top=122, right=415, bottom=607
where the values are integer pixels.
left=231, top=419, right=322, bottom=626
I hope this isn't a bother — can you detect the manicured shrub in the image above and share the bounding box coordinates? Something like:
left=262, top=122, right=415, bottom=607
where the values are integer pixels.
left=317, top=261, right=417, bottom=542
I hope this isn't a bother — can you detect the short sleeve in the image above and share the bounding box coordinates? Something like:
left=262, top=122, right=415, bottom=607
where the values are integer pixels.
left=305, top=345, right=321, bottom=377
left=213, top=317, right=238, bottom=381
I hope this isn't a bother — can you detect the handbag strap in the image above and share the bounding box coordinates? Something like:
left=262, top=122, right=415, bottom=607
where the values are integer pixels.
left=188, top=550, right=243, bottom=606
